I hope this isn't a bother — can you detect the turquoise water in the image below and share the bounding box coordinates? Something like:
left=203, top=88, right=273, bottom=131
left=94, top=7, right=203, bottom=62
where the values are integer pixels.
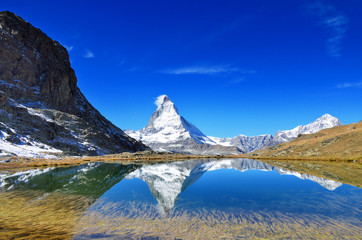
left=1, top=158, right=361, bottom=239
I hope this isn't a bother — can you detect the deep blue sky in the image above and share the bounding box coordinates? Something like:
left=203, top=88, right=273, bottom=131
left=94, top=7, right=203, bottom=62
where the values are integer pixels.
left=2, top=0, right=361, bottom=137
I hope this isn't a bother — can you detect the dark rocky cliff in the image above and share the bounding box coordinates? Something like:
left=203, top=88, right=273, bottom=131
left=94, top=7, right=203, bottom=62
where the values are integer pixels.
left=0, top=11, right=147, bottom=157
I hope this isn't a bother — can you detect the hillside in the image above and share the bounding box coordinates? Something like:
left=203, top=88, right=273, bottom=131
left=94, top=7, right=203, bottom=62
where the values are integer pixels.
left=248, top=121, right=362, bottom=161
left=0, top=11, right=147, bottom=158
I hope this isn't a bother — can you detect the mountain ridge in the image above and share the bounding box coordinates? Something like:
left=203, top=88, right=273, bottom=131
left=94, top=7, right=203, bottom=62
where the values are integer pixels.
left=208, top=113, right=342, bottom=153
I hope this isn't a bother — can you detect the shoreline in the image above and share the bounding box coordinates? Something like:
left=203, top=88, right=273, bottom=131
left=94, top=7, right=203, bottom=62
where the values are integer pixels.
left=0, top=151, right=361, bottom=171
left=1, top=151, right=361, bottom=189
left=0, top=151, right=227, bottom=170
left=238, top=155, right=361, bottom=162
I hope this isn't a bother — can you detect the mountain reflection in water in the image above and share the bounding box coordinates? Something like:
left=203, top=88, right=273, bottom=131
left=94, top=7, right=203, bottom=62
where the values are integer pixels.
left=125, top=158, right=343, bottom=213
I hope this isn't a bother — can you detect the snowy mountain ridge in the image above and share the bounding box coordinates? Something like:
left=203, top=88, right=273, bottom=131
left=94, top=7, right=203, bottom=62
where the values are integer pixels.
left=272, top=114, right=342, bottom=144
left=207, top=113, right=342, bottom=152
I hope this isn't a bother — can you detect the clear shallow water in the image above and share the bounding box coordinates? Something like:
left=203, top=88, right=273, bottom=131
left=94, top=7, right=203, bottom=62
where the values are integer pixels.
left=0, top=158, right=361, bottom=239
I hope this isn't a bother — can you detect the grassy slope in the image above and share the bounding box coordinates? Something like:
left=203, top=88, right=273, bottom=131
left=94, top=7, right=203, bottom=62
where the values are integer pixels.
left=248, top=121, right=362, bottom=161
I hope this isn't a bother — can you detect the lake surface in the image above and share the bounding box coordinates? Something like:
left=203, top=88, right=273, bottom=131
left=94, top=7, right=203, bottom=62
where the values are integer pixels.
left=0, top=158, right=361, bottom=239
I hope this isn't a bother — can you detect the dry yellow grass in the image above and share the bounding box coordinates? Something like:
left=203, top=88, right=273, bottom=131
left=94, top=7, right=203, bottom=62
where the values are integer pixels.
left=0, top=190, right=92, bottom=239
left=247, top=121, right=362, bottom=161
left=3, top=191, right=360, bottom=239
left=0, top=151, right=225, bottom=170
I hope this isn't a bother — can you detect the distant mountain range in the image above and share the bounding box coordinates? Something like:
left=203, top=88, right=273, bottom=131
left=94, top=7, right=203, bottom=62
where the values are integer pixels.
left=209, top=113, right=342, bottom=152
left=127, top=95, right=342, bottom=155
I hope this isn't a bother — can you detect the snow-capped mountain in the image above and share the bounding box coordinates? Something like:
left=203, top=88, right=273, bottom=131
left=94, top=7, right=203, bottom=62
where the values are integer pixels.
left=126, top=95, right=242, bottom=155
left=272, top=114, right=342, bottom=145
left=208, top=114, right=342, bottom=152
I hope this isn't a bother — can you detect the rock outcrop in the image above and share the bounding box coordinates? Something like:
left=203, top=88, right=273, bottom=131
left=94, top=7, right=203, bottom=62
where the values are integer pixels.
left=0, top=11, right=147, bottom=157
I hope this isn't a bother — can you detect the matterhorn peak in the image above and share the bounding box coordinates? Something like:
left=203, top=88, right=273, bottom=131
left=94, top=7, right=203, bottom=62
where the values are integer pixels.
left=144, top=95, right=182, bottom=132
left=155, top=95, right=171, bottom=107
left=153, top=95, right=179, bottom=115
left=125, top=95, right=243, bottom=155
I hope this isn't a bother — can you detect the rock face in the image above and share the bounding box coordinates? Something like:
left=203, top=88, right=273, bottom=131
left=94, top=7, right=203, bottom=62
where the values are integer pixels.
left=208, top=114, right=342, bottom=153
left=126, top=95, right=243, bottom=155
left=0, top=11, right=147, bottom=157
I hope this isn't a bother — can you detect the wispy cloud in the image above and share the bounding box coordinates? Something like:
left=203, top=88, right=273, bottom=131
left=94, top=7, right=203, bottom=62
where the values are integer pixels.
left=84, top=49, right=95, bottom=58
left=161, top=65, right=254, bottom=75
left=227, top=77, right=246, bottom=85
left=336, top=81, right=362, bottom=88
left=64, top=45, right=74, bottom=52
left=127, top=66, right=143, bottom=72
left=307, top=2, right=349, bottom=58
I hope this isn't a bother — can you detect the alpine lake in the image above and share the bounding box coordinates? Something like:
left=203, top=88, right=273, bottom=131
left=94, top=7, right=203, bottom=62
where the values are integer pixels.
left=0, top=158, right=361, bottom=239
